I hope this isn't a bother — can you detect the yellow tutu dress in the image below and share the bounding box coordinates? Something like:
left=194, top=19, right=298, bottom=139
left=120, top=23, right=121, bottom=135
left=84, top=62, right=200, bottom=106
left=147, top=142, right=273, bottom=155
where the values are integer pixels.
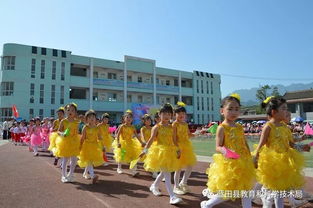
left=112, top=124, right=142, bottom=163
left=206, top=123, right=255, bottom=198
left=77, top=126, right=104, bottom=168
left=173, top=121, right=197, bottom=168
left=144, top=123, right=180, bottom=172
left=141, top=126, right=152, bottom=142
left=48, top=119, right=61, bottom=154
left=98, top=123, right=113, bottom=152
left=256, top=122, right=304, bottom=191
left=54, top=119, right=80, bottom=158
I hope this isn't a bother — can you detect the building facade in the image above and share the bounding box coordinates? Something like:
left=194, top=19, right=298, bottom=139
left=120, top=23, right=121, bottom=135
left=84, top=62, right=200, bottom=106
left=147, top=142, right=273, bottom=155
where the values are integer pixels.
left=0, top=43, right=221, bottom=124
left=283, top=89, right=313, bottom=121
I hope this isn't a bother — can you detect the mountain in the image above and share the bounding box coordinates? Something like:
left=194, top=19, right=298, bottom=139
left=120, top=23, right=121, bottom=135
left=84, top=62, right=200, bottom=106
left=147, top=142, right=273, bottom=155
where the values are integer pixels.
left=232, top=82, right=313, bottom=106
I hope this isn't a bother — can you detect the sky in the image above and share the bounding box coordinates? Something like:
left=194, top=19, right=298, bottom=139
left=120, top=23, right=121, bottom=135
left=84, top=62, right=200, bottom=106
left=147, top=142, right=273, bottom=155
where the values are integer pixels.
left=1, top=0, right=313, bottom=96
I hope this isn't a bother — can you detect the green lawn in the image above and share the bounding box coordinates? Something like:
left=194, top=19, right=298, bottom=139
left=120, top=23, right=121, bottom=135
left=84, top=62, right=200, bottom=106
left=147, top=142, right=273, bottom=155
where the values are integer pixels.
left=192, top=136, right=313, bottom=168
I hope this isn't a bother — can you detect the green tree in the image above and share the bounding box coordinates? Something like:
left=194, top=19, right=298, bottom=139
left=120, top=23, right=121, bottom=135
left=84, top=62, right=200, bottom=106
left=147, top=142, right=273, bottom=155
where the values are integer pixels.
left=271, top=86, right=281, bottom=97
left=256, top=85, right=271, bottom=103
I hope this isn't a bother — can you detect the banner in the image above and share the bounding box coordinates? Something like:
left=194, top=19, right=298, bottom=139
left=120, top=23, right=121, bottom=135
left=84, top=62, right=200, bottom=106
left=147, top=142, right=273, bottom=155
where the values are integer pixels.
left=131, top=104, right=159, bottom=127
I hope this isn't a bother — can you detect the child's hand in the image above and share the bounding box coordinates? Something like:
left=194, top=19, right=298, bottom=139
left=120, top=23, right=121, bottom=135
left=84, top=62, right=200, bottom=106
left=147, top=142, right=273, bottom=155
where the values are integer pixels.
left=177, top=149, right=181, bottom=159
left=141, top=142, right=146, bottom=147
left=253, top=155, right=258, bottom=169
left=139, top=152, right=145, bottom=158
left=117, top=143, right=121, bottom=148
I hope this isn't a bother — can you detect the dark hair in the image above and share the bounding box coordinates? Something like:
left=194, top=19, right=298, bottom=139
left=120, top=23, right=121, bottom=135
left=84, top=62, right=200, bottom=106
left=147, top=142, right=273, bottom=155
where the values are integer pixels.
left=174, top=105, right=186, bottom=114
left=57, top=108, right=65, bottom=114
left=101, top=113, right=110, bottom=120
left=66, top=103, right=77, bottom=112
left=34, top=117, right=41, bottom=122
left=124, top=111, right=133, bottom=118
left=261, top=97, right=286, bottom=117
left=85, top=110, right=96, bottom=119
left=160, top=103, right=173, bottom=114
left=141, top=114, right=152, bottom=122
left=220, top=96, right=241, bottom=108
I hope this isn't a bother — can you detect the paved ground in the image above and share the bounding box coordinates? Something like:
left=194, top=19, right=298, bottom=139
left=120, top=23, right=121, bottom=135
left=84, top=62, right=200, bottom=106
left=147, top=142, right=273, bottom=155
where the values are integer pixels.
left=0, top=142, right=312, bottom=208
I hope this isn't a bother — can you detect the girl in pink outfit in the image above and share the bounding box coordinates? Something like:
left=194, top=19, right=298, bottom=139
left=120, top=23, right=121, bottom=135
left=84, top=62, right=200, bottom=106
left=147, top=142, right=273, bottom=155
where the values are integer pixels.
left=23, top=119, right=35, bottom=151
left=31, top=118, right=43, bottom=156
left=41, top=118, right=51, bottom=151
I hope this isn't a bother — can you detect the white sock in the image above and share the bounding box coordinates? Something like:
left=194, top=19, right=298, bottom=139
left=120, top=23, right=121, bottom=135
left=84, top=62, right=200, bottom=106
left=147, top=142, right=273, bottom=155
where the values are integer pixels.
left=274, top=197, right=284, bottom=208
left=61, top=157, right=69, bottom=178
left=88, top=165, right=94, bottom=178
left=163, top=172, right=175, bottom=198
left=117, top=163, right=122, bottom=170
left=83, top=167, right=88, bottom=175
left=33, top=145, right=38, bottom=154
left=181, top=166, right=192, bottom=185
left=68, top=156, right=77, bottom=177
left=241, top=197, right=252, bottom=208
left=152, top=172, right=164, bottom=188
left=174, top=170, right=181, bottom=188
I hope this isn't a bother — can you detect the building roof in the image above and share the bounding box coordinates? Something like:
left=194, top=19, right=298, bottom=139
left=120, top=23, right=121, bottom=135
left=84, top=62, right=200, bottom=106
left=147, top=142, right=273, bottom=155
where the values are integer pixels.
left=283, top=89, right=313, bottom=100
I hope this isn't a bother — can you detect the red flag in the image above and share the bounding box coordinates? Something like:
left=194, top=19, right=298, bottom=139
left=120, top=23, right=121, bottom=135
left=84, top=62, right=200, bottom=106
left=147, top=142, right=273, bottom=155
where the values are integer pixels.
left=12, top=105, right=19, bottom=118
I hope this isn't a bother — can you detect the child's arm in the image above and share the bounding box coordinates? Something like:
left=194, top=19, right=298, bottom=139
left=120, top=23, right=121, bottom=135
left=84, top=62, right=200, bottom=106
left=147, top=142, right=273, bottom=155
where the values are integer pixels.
left=80, top=126, right=86, bottom=150
left=253, top=125, right=270, bottom=167
left=134, top=127, right=144, bottom=146
left=172, top=123, right=181, bottom=158
left=139, top=128, right=146, bottom=146
left=116, top=125, right=123, bottom=148
left=57, top=120, right=65, bottom=136
left=215, top=126, right=225, bottom=154
left=139, top=125, right=158, bottom=157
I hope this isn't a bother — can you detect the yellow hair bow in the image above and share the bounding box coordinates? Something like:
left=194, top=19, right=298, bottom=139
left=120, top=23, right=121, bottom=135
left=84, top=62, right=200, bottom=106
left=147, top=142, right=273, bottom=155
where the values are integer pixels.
left=58, top=106, right=64, bottom=111
left=71, top=102, right=78, bottom=108
left=230, top=93, right=241, bottom=101
left=263, top=96, right=274, bottom=104
left=177, top=101, right=186, bottom=107
left=126, top=109, right=132, bottom=113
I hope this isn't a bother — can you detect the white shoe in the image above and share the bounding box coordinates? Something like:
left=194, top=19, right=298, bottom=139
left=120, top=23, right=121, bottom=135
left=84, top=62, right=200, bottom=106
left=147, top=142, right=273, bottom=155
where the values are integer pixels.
left=252, top=197, right=263, bottom=205
left=301, top=191, right=313, bottom=201
left=149, top=184, right=161, bottom=196
left=66, top=175, right=74, bottom=182
left=117, top=168, right=123, bottom=174
left=290, top=199, right=308, bottom=208
left=200, top=200, right=208, bottom=208
left=173, top=187, right=185, bottom=195
left=162, top=177, right=165, bottom=182
left=61, top=176, right=69, bottom=183
left=83, top=173, right=91, bottom=179
left=169, top=196, right=182, bottom=205
left=103, top=163, right=109, bottom=167
left=131, top=170, right=139, bottom=177
left=179, top=183, right=190, bottom=193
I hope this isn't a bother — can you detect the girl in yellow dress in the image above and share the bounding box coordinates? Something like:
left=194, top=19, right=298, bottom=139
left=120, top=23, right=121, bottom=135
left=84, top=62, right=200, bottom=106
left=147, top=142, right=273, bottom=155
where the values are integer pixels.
left=201, top=94, right=255, bottom=208
left=54, top=103, right=81, bottom=183
left=113, top=110, right=143, bottom=176
left=98, top=113, right=113, bottom=164
left=172, top=102, right=197, bottom=195
left=140, top=114, right=152, bottom=145
left=140, top=103, right=183, bottom=205
left=48, top=107, right=64, bottom=166
left=254, top=97, right=306, bottom=208
left=78, top=110, right=103, bottom=184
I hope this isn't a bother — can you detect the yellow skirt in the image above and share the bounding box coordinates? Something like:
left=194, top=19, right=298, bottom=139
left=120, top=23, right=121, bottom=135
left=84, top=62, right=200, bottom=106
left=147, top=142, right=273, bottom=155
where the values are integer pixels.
left=178, top=140, right=197, bottom=168
left=257, top=147, right=304, bottom=191
left=48, top=132, right=58, bottom=154
left=144, top=144, right=180, bottom=173
left=112, top=138, right=142, bottom=163
left=101, top=134, right=113, bottom=152
left=206, top=154, right=255, bottom=199
left=54, top=134, right=80, bottom=158
left=77, top=141, right=104, bottom=168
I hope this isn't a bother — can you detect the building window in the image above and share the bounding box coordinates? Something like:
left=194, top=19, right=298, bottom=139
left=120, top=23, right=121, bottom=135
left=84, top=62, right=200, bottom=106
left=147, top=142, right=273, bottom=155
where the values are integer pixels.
left=156, top=78, right=159, bottom=84
left=51, top=109, right=55, bottom=117
left=174, top=79, right=178, bottom=86
left=206, top=81, right=209, bottom=94
left=166, top=80, right=170, bottom=86
left=201, top=80, right=204, bottom=93
left=40, top=60, right=45, bottom=79
left=2, top=56, right=15, bottom=70
left=196, top=80, right=199, bottom=93
left=127, top=75, right=132, bottom=82
left=138, top=95, right=143, bottom=103
left=197, top=114, right=200, bottom=124
left=108, top=93, right=117, bottom=102
left=211, top=98, right=214, bottom=111
left=61, top=62, right=65, bottom=81
left=212, top=114, right=214, bottom=121
left=40, top=84, right=44, bottom=103
left=39, top=109, right=44, bottom=119
left=166, top=97, right=171, bottom=103
left=30, top=83, right=35, bottom=103
left=211, top=82, right=213, bottom=94
left=93, top=71, right=98, bottom=78
left=0, top=108, right=12, bottom=122
left=52, top=61, right=56, bottom=80
left=60, top=86, right=64, bottom=104
left=127, top=95, right=132, bottom=102
left=32, top=46, right=37, bottom=54
left=1, top=82, right=14, bottom=96
left=41, top=48, right=47, bottom=55
left=202, top=114, right=205, bottom=124
left=53, top=49, right=58, bottom=57
left=138, top=76, right=142, bottom=83
left=51, top=85, right=55, bottom=104
left=202, top=97, right=204, bottom=111
left=93, top=91, right=98, bottom=101
left=61, top=50, right=66, bottom=58
left=108, top=73, right=117, bottom=80
left=207, top=97, right=210, bottom=111
left=287, top=103, right=296, bottom=113
left=29, top=109, right=34, bottom=119
left=197, top=97, right=200, bottom=111
left=31, top=59, right=36, bottom=78
left=303, top=102, right=313, bottom=113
